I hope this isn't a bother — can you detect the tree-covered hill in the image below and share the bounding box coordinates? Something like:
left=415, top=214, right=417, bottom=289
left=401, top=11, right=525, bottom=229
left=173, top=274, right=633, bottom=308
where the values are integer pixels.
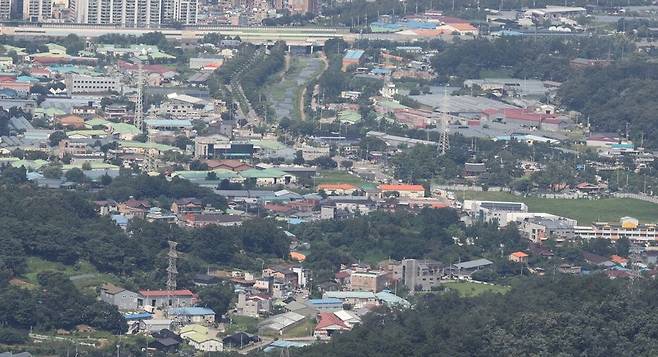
left=296, top=275, right=658, bottom=357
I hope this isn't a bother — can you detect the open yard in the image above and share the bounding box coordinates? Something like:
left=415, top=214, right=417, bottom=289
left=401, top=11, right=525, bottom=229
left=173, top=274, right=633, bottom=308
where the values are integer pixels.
left=314, top=170, right=365, bottom=186
left=226, top=315, right=260, bottom=334
left=457, top=191, right=658, bottom=224
left=442, top=281, right=510, bottom=297
left=22, top=257, right=120, bottom=292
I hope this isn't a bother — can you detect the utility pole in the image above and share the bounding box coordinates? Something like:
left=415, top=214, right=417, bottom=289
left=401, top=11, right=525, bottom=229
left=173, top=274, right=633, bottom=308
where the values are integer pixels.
left=439, top=87, right=450, bottom=155
left=134, top=59, right=145, bottom=134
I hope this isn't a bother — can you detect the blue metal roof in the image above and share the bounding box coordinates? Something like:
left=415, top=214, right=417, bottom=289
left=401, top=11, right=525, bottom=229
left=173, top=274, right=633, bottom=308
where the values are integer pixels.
left=124, top=312, right=153, bottom=320
left=168, top=307, right=215, bottom=316
left=307, top=298, right=343, bottom=305
left=344, top=49, right=365, bottom=60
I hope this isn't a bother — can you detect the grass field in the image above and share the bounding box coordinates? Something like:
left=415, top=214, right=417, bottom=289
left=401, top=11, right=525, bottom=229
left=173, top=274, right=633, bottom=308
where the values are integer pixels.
left=442, top=281, right=510, bottom=297
left=226, top=315, right=260, bottom=334
left=314, top=170, right=365, bottom=186
left=22, top=257, right=120, bottom=292
left=457, top=191, right=658, bottom=224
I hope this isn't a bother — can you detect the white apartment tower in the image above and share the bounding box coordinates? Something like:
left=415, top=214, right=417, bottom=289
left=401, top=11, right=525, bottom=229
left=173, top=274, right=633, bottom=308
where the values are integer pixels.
left=174, top=0, right=196, bottom=25
left=0, top=0, right=11, bottom=20
left=23, top=0, right=52, bottom=21
left=80, top=0, right=194, bottom=26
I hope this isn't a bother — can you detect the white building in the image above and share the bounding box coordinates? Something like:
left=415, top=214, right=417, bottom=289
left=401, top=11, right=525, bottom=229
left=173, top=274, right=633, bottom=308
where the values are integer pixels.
left=65, top=74, right=121, bottom=95
left=159, top=93, right=210, bottom=119
left=23, top=0, right=52, bottom=21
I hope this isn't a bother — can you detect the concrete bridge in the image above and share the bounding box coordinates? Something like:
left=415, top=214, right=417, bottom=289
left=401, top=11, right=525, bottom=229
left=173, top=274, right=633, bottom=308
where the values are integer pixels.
left=0, top=23, right=355, bottom=47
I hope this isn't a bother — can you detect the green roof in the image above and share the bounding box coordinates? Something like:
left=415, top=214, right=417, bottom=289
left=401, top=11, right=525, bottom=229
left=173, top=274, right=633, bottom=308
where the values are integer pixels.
left=377, top=100, right=407, bottom=110
left=85, top=118, right=110, bottom=127
left=107, top=122, right=140, bottom=135
left=250, top=139, right=286, bottom=151
left=63, top=162, right=119, bottom=170
left=173, top=169, right=240, bottom=180
left=119, top=141, right=179, bottom=152
left=2, top=45, right=27, bottom=55
left=180, top=324, right=208, bottom=335
left=10, top=159, right=48, bottom=170
left=67, top=129, right=108, bottom=138
left=241, top=168, right=288, bottom=178
left=34, top=107, right=66, bottom=117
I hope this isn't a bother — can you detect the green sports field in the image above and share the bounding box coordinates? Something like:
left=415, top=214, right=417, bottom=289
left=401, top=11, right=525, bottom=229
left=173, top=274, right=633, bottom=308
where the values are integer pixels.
left=457, top=191, right=658, bottom=224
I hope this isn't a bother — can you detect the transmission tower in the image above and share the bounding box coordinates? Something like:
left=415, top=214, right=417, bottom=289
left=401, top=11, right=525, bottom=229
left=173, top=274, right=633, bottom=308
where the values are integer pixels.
left=166, top=240, right=178, bottom=292
left=134, top=59, right=145, bottom=133
left=439, top=87, right=450, bottom=155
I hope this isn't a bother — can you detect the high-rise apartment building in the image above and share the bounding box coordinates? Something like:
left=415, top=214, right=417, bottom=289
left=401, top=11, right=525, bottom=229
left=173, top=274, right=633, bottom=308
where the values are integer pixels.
left=79, top=0, right=194, bottom=26
left=0, top=0, right=12, bottom=20
left=23, top=0, right=52, bottom=21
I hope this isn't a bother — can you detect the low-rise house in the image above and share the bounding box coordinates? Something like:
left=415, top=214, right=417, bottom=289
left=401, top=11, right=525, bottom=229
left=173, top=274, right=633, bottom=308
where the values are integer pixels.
left=305, top=298, right=344, bottom=312
left=138, top=289, right=195, bottom=310
left=179, top=324, right=223, bottom=352
left=509, top=251, right=529, bottom=263
left=94, top=199, right=118, bottom=215
left=181, top=212, right=243, bottom=227
left=139, top=319, right=173, bottom=333
left=100, top=284, right=140, bottom=310
left=317, top=183, right=358, bottom=196
left=322, top=291, right=378, bottom=309
left=452, top=258, right=494, bottom=277
left=171, top=198, right=203, bottom=216
left=349, top=271, right=389, bottom=292
left=168, top=307, right=216, bottom=324
left=118, top=198, right=151, bottom=219
left=313, top=312, right=351, bottom=340
left=378, top=184, right=425, bottom=198
left=222, top=332, right=260, bottom=349
left=257, top=311, right=306, bottom=335
left=235, top=292, right=272, bottom=318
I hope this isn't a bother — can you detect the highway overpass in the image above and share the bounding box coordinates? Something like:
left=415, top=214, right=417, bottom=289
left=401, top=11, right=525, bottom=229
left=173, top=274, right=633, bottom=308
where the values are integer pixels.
left=0, top=23, right=354, bottom=46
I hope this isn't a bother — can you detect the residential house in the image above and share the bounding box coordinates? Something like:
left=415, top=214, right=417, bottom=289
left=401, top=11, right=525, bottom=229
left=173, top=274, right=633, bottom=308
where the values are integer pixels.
left=179, top=324, right=223, bottom=352
left=509, top=251, right=529, bottom=263
left=203, top=159, right=251, bottom=172
left=349, top=271, right=389, bottom=293
left=322, top=291, right=378, bottom=309
left=393, top=259, right=445, bottom=292
left=236, top=292, right=272, bottom=318
left=182, top=212, right=243, bottom=227
left=118, top=198, right=151, bottom=219
left=257, top=311, right=306, bottom=335
left=138, top=290, right=195, bottom=310
left=139, top=319, right=173, bottom=333
left=317, top=183, right=358, bottom=196
left=100, top=284, right=140, bottom=310
left=222, top=332, right=260, bottom=349
left=168, top=307, right=216, bottom=324
left=313, top=312, right=351, bottom=340
left=452, top=258, right=494, bottom=277
left=171, top=198, right=203, bottom=216
left=378, top=184, right=425, bottom=198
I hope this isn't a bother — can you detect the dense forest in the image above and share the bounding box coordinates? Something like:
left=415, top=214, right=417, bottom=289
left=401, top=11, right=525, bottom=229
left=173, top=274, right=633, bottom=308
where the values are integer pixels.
left=558, top=59, right=658, bottom=148
left=431, top=36, right=634, bottom=83
left=297, top=275, right=658, bottom=356
left=0, top=168, right=290, bottom=340
left=292, top=208, right=526, bottom=282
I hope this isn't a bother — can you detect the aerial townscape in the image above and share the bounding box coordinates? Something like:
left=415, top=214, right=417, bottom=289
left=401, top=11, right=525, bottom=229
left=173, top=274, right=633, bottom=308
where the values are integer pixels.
left=4, top=0, right=658, bottom=356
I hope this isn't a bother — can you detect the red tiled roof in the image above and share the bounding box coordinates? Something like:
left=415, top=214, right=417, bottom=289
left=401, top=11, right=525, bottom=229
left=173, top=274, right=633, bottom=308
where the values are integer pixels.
left=482, top=108, right=561, bottom=125
left=511, top=251, right=529, bottom=258
left=315, top=312, right=349, bottom=331
left=379, top=184, right=424, bottom=192
left=139, top=289, right=194, bottom=297
left=318, top=183, right=356, bottom=191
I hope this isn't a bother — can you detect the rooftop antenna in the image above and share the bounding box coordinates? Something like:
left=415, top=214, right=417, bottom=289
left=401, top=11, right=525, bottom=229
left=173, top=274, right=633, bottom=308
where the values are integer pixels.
left=439, top=87, right=450, bottom=155
left=166, top=241, right=179, bottom=293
